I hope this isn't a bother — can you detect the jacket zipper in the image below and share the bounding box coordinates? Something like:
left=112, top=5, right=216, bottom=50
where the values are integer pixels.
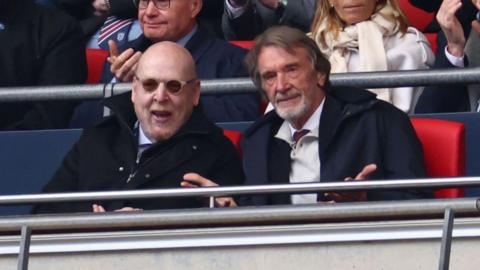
left=126, top=151, right=143, bottom=183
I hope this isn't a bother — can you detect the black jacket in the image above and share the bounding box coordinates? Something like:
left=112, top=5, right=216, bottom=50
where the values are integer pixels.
left=0, top=1, right=86, bottom=130
left=33, top=92, right=244, bottom=214
left=241, top=87, right=430, bottom=206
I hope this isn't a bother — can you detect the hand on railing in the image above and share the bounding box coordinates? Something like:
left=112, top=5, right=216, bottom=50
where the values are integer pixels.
left=323, top=164, right=377, bottom=203
left=92, top=204, right=143, bottom=213
left=107, top=40, right=142, bottom=82
left=181, top=173, right=237, bottom=207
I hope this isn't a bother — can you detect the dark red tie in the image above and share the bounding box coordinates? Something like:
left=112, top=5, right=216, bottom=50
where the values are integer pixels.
left=293, top=129, right=310, bottom=143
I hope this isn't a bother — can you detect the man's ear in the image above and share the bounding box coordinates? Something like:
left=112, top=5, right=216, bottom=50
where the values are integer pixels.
left=190, top=0, right=203, bottom=18
left=316, top=72, right=326, bottom=88
left=193, top=80, right=201, bottom=106
left=131, top=77, right=138, bottom=103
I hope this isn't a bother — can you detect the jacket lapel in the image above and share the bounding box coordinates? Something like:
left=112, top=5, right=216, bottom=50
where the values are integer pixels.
left=318, top=96, right=344, bottom=164
left=184, top=26, right=213, bottom=64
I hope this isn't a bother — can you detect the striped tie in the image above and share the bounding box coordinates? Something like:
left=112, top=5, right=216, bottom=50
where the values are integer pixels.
left=98, top=16, right=133, bottom=50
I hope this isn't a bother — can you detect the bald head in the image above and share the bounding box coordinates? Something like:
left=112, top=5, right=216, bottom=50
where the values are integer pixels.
left=137, top=41, right=197, bottom=80
left=132, top=41, right=200, bottom=142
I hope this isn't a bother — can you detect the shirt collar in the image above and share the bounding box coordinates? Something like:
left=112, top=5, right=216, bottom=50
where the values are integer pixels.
left=176, top=24, right=197, bottom=47
left=138, top=123, right=154, bottom=146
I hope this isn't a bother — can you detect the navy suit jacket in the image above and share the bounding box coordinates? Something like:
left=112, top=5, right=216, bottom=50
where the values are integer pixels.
left=70, top=26, right=259, bottom=128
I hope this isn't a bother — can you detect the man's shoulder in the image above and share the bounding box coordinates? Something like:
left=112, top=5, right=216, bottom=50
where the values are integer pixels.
left=243, top=110, right=282, bottom=140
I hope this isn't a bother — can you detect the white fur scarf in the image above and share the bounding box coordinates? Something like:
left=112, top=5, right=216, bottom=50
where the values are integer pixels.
left=311, top=2, right=400, bottom=102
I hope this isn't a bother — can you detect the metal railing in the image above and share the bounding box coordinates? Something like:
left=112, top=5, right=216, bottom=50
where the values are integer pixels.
left=0, top=177, right=479, bottom=206
left=1, top=68, right=479, bottom=102
left=3, top=177, right=479, bottom=270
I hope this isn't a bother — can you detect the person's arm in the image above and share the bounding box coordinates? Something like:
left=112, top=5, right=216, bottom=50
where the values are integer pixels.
left=8, top=7, right=87, bottom=130
left=414, top=0, right=472, bottom=113
left=373, top=103, right=432, bottom=200
left=387, top=28, right=434, bottom=113
left=323, top=164, right=377, bottom=202
left=437, top=0, right=466, bottom=58
left=222, top=0, right=257, bottom=39
left=222, top=0, right=315, bottom=40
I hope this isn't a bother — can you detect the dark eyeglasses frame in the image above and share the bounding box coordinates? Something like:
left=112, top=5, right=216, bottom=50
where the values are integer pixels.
left=137, top=0, right=170, bottom=10
left=135, top=76, right=197, bottom=94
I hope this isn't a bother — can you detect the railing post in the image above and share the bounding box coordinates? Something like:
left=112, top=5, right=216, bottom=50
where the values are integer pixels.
left=209, top=196, right=215, bottom=208
left=17, top=225, right=32, bottom=270
left=438, top=208, right=455, bottom=270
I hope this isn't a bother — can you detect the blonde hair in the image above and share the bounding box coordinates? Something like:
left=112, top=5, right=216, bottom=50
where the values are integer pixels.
left=310, top=0, right=409, bottom=39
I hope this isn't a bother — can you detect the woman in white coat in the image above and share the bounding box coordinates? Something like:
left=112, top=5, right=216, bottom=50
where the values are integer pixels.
left=310, top=0, right=434, bottom=113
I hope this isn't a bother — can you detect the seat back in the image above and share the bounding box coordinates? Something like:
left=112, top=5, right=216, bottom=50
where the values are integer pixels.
left=85, top=48, right=109, bottom=84
left=223, top=129, right=243, bottom=156
left=410, top=118, right=466, bottom=198
left=397, top=0, right=438, bottom=53
left=397, top=0, right=435, bottom=31
left=229, top=40, right=255, bottom=49
left=0, top=129, right=82, bottom=215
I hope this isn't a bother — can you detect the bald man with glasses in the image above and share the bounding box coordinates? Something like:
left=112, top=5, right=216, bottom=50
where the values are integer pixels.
left=71, top=0, right=259, bottom=128
left=33, top=42, right=244, bottom=214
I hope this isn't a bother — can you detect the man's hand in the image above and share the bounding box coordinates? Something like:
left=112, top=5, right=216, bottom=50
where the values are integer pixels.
left=471, top=0, right=480, bottom=33
left=181, top=173, right=237, bottom=207
left=92, top=0, right=109, bottom=14
left=92, top=204, right=142, bottom=212
left=323, top=164, right=377, bottom=202
left=437, top=0, right=466, bottom=57
left=107, top=40, right=142, bottom=82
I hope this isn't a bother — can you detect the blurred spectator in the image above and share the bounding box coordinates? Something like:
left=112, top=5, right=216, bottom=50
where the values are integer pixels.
left=53, top=0, right=137, bottom=37
left=415, top=0, right=479, bottom=113
left=309, top=0, right=434, bottom=113
left=33, top=42, right=243, bottom=214
left=222, top=0, right=316, bottom=40
left=0, top=0, right=86, bottom=130
left=70, top=0, right=259, bottom=128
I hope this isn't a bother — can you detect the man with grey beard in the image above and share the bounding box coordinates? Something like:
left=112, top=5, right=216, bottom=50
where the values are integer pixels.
left=183, top=26, right=432, bottom=206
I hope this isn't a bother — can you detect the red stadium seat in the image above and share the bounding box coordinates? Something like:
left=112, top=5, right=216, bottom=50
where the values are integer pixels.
left=397, top=0, right=436, bottom=31
left=424, top=33, right=438, bottom=54
left=223, top=129, right=243, bottom=156
left=229, top=40, right=255, bottom=49
left=410, top=118, right=466, bottom=198
left=85, top=48, right=109, bottom=84
left=397, top=0, right=438, bottom=53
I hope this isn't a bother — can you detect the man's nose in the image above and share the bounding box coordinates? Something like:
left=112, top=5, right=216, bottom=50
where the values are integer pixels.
left=153, top=83, right=169, bottom=102
left=275, top=72, right=290, bottom=92
left=145, top=1, right=159, bottom=15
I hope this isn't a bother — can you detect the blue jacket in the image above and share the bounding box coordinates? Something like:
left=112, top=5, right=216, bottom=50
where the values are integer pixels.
left=241, top=87, right=430, bottom=206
